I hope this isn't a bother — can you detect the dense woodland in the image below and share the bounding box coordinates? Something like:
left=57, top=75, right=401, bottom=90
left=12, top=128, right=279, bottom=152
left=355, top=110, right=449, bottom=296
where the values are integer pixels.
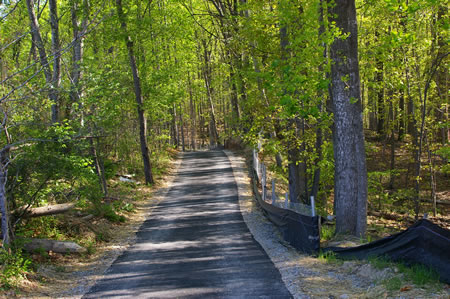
left=0, top=0, right=448, bottom=259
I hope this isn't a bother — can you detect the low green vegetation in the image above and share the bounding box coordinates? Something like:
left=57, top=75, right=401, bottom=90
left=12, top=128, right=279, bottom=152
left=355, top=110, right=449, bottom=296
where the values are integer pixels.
left=318, top=251, right=342, bottom=265
left=368, top=256, right=441, bottom=291
left=0, top=247, right=31, bottom=290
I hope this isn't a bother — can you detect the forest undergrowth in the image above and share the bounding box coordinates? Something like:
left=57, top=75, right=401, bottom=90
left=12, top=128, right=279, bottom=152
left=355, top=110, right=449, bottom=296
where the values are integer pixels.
left=0, top=148, right=179, bottom=296
left=0, top=141, right=449, bottom=297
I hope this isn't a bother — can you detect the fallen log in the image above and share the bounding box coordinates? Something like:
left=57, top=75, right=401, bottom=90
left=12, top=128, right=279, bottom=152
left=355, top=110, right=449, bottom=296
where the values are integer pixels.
left=14, top=203, right=76, bottom=218
left=368, top=210, right=449, bottom=224
left=368, top=210, right=410, bottom=221
left=21, top=238, right=87, bottom=254
left=420, top=199, right=450, bottom=206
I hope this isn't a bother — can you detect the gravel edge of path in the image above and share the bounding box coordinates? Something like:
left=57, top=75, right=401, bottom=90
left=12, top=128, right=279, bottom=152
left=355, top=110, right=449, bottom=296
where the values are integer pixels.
left=223, top=150, right=450, bottom=299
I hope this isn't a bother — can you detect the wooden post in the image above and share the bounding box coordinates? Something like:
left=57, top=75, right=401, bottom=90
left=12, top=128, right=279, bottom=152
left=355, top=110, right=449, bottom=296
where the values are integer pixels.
left=262, top=163, right=266, bottom=201
left=271, top=179, right=276, bottom=204
left=285, top=192, right=289, bottom=209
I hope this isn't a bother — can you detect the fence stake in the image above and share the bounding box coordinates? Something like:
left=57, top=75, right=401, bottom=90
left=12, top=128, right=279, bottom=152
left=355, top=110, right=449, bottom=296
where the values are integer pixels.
left=285, top=192, right=289, bottom=208
left=310, top=196, right=316, bottom=217
left=262, top=163, right=266, bottom=202
left=271, top=179, right=276, bottom=204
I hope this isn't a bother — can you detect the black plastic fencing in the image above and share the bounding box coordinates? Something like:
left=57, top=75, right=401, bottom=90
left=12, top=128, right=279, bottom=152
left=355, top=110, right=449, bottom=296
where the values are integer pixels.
left=250, top=152, right=450, bottom=284
left=327, top=219, right=450, bottom=284
left=251, top=168, right=320, bottom=254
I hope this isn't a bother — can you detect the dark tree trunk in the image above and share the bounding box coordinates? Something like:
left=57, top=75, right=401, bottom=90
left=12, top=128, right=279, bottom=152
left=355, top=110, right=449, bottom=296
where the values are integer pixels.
left=179, top=104, right=186, bottom=152
left=433, top=5, right=448, bottom=144
left=389, top=100, right=396, bottom=190
left=49, top=0, right=61, bottom=123
left=70, top=0, right=88, bottom=115
left=202, top=40, right=219, bottom=146
left=229, top=59, right=241, bottom=124
left=89, top=137, right=107, bottom=196
left=398, top=91, right=405, bottom=140
left=280, top=10, right=307, bottom=204
left=376, top=58, right=384, bottom=137
left=0, top=160, right=9, bottom=246
left=26, top=0, right=60, bottom=123
left=329, top=0, right=367, bottom=237
left=171, top=105, right=179, bottom=147
left=188, top=73, right=196, bottom=150
left=116, top=0, right=153, bottom=184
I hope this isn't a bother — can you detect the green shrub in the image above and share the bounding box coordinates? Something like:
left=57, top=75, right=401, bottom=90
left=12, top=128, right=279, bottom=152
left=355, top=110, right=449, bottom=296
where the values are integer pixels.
left=94, top=203, right=126, bottom=223
left=318, top=251, right=342, bottom=265
left=0, top=248, right=32, bottom=289
left=320, top=224, right=335, bottom=241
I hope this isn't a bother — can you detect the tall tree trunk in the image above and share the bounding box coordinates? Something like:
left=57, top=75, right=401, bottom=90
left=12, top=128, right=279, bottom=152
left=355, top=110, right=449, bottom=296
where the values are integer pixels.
left=188, top=72, right=196, bottom=150
left=26, top=0, right=60, bottom=123
left=70, top=0, right=88, bottom=120
left=49, top=0, right=60, bottom=123
left=433, top=5, right=448, bottom=144
left=202, top=40, right=219, bottom=146
left=389, top=99, right=396, bottom=190
left=398, top=91, right=405, bottom=140
left=311, top=0, right=327, bottom=202
left=89, top=137, right=108, bottom=196
left=0, top=153, right=9, bottom=246
left=116, top=0, right=153, bottom=185
left=179, top=104, right=186, bottom=152
left=228, top=57, right=241, bottom=124
left=171, top=105, right=179, bottom=147
left=279, top=8, right=307, bottom=204
left=329, top=0, right=367, bottom=237
left=376, top=58, right=384, bottom=137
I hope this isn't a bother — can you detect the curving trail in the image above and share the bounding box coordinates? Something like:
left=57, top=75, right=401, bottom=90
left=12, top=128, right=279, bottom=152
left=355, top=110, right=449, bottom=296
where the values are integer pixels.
left=84, top=150, right=292, bottom=298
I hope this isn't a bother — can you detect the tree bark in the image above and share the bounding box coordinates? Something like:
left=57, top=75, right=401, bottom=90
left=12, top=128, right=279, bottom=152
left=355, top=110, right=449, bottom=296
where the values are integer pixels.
left=171, top=104, right=179, bottom=147
left=0, top=161, right=9, bottom=246
left=202, top=40, right=219, bottom=146
left=188, top=72, right=196, bottom=150
left=26, top=0, right=60, bottom=123
left=179, top=103, right=186, bottom=152
left=376, top=58, right=384, bottom=137
left=49, top=0, right=61, bottom=123
left=116, top=0, right=153, bottom=184
left=90, top=137, right=108, bottom=196
left=329, top=0, right=367, bottom=237
left=70, top=0, right=88, bottom=120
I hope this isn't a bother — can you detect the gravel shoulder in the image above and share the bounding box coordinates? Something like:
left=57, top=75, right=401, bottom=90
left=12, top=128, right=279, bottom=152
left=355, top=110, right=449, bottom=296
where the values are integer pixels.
left=223, top=150, right=449, bottom=299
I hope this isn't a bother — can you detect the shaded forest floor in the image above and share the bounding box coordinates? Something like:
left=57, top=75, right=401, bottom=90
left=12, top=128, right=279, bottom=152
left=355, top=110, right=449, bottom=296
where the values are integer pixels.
left=0, top=150, right=181, bottom=298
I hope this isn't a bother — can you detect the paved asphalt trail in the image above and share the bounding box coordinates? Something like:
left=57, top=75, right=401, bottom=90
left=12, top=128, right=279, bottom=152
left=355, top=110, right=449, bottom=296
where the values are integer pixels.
left=84, top=150, right=292, bottom=298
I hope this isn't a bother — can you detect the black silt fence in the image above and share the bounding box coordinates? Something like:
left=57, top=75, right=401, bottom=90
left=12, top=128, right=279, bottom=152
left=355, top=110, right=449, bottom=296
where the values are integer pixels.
left=251, top=168, right=320, bottom=254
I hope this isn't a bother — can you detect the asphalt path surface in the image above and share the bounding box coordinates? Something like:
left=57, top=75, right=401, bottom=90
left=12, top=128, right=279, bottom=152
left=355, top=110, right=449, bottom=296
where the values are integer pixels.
left=84, top=150, right=292, bottom=298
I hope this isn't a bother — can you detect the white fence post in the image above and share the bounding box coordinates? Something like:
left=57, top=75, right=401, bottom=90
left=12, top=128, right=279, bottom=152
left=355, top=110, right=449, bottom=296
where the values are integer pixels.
left=310, top=196, right=316, bottom=217
left=253, top=148, right=259, bottom=181
left=271, top=179, right=276, bottom=204
left=262, top=163, right=266, bottom=202
left=285, top=192, right=289, bottom=208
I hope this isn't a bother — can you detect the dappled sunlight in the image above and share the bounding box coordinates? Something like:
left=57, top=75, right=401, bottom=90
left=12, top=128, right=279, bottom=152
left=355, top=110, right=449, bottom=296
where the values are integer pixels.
left=84, top=151, right=290, bottom=298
